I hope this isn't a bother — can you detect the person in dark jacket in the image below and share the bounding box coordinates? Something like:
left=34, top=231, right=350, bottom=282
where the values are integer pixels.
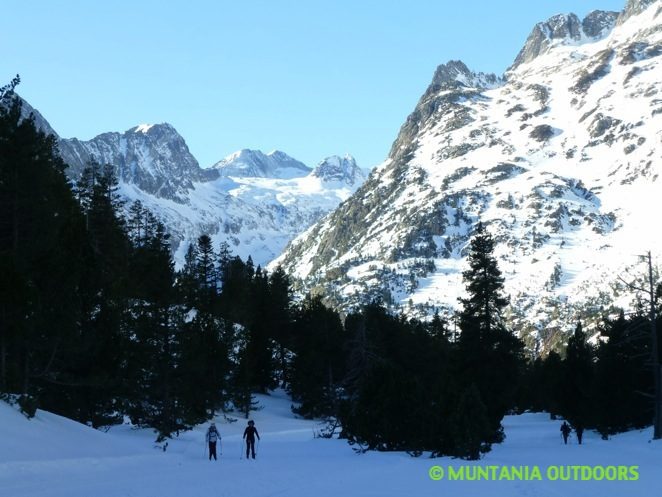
left=560, top=421, right=572, bottom=445
left=206, top=423, right=221, bottom=460
left=575, top=423, right=584, bottom=445
left=243, top=420, right=260, bottom=459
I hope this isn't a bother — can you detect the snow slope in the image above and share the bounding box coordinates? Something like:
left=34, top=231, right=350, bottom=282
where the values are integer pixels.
left=1, top=394, right=660, bottom=497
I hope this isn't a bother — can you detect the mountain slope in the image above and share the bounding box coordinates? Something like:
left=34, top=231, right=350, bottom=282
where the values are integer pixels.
left=272, top=0, right=662, bottom=348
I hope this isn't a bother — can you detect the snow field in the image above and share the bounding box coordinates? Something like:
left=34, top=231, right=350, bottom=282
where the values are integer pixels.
left=1, top=390, right=660, bottom=497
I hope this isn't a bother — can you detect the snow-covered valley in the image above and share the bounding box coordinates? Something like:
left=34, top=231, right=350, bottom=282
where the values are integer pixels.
left=1, top=393, right=660, bottom=497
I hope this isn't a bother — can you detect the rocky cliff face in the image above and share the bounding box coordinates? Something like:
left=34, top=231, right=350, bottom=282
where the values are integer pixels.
left=511, top=10, right=619, bottom=70
left=272, top=0, right=662, bottom=350
left=58, top=124, right=215, bottom=204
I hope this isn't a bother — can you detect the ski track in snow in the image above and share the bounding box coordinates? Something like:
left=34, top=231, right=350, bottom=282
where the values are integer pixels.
left=1, top=391, right=660, bottom=497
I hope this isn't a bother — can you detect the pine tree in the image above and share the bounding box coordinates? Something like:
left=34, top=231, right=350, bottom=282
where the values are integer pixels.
left=593, top=311, right=650, bottom=436
left=245, top=268, right=276, bottom=391
left=561, top=321, right=593, bottom=428
left=290, top=296, right=346, bottom=417
left=125, top=220, right=196, bottom=440
left=0, top=91, right=116, bottom=424
left=338, top=303, right=456, bottom=453
left=268, top=266, right=294, bottom=387
left=450, top=384, right=491, bottom=460
left=177, top=243, right=198, bottom=307
left=456, top=222, right=525, bottom=443
left=195, top=235, right=217, bottom=300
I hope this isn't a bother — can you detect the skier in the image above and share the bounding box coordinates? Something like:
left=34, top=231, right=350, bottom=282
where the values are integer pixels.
left=206, top=422, right=221, bottom=460
left=575, top=423, right=584, bottom=445
left=243, top=420, right=260, bottom=459
left=560, top=421, right=572, bottom=445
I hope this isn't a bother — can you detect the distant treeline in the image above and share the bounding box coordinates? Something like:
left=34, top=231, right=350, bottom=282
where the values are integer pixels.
left=1, top=86, right=659, bottom=457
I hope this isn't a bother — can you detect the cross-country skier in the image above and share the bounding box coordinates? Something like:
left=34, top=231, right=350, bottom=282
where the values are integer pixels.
left=560, top=421, right=572, bottom=445
left=243, top=420, right=260, bottom=459
left=206, top=422, right=221, bottom=460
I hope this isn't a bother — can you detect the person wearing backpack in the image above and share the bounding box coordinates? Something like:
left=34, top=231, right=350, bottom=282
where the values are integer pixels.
left=206, top=423, right=221, bottom=460
left=243, top=420, right=260, bottom=459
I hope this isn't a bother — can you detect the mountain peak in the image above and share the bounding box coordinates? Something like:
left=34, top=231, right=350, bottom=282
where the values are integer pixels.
left=510, top=13, right=582, bottom=70
left=582, top=10, right=620, bottom=38
left=428, top=60, right=500, bottom=92
left=212, top=149, right=311, bottom=179
left=510, top=10, right=619, bottom=70
left=312, top=155, right=364, bottom=184
left=127, top=122, right=178, bottom=136
left=56, top=120, right=205, bottom=203
left=430, top=60, right=472, bottom=86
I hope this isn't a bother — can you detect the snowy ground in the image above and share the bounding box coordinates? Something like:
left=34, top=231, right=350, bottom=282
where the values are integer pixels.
left=1, top=391, right=659, bottom=497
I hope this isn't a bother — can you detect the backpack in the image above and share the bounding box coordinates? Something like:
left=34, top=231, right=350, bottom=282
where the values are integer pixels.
left=208, top=427, right=219, bottom=442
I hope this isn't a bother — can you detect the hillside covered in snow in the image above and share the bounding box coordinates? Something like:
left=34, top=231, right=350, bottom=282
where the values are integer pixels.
left=272, top=0, right=662, bottom=347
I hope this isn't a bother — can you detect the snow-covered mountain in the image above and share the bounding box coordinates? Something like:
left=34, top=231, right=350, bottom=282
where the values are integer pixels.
left=60, top=123, right=216, bottom=204
left=272, top=0, right=662, bottom=349
left=312, top=155, right=365, bottom=184
left=147, top=150, right=364, bottom=265
left=15, top=102, right=365, bottom=267
left=212, top=149, right=312, bottom=179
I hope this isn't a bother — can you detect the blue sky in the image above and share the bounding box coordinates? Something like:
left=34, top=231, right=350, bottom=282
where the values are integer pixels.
left=2, top=0, right=627, bottom=170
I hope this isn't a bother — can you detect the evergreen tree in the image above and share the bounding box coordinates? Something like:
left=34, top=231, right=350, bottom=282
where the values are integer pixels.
left=593, top=311, right=651, bottom=436
left=561, top=321, right=593, bottom=428
left=0, top=91, right=119, bottom=424
left=73, top=162, right=131, bottom=426
left=268, top=266, right=294, bottom=387
left=125, top=221, right=196, bottom=439
left=177, top=243, right=198, bottom=307
left=244, top=267, right=276, bottom=391
left=290, top=296, right=346, bottom=418
left=218, top=255, right=250, bottom=323
left=450, top=384, right=491, bottom=460
left=195, top=235, right=217, bottom=301
left=532, top=351, right=564, bottom=417
left=175, top=235, right=230, bottom=422
left=456, top=222, right=525, bottom=443
left=339, top=303, right=456, bottom=454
